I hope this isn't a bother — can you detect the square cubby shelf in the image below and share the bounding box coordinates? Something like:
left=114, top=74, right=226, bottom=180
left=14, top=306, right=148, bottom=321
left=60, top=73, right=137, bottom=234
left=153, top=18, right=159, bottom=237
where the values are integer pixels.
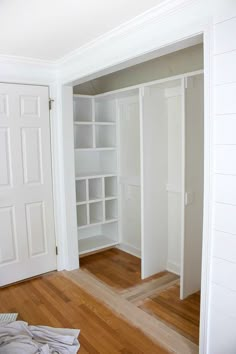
left=89, top=202, right=103, bottom=225
left=73, top=96, right=93, bottom=122
left=105, top=199, right=118, bottom=221
left=74, top=125, right=93, bottom=149
left=88, top=178, right=103, bottom=201
left=77, top=204, right=87, bottom=228
left=95, top=125, right=116, bottom=148
left=105, top=176, right=117, bottom=198
left=76, top=179, right=87, bottom=203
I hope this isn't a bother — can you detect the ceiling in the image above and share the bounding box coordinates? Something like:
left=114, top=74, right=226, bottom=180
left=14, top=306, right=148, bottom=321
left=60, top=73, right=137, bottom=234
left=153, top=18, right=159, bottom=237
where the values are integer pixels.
left=0, top=0, right=164, bottom=61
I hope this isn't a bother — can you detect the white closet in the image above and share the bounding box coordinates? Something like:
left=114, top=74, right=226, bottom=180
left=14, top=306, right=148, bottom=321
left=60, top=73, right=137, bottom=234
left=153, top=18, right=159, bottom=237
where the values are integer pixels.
left=74, top=95, right=119, bottom=255
left=73, top=72, right=203, bottom=299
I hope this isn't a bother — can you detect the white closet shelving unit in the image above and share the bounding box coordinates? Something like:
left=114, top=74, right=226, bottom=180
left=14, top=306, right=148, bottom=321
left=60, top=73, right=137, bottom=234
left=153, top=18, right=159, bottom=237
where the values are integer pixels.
left=72, top=71, right=204, bottom=300
left=73, top=95, right=119, bottom=255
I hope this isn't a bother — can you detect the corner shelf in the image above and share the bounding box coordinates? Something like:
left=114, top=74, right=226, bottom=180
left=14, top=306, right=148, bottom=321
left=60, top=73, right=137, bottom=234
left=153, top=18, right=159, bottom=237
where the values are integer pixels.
left=75, top=173, right=117, bottom=180
left=78, top=235, right=118, bottom=255
left=74, top=94, right=119, bottom=255
left=74, top=121, right=116, bottom=126
left=77, top=218, right=118, bottom=230
left=75, top=147, right=116, bottom=151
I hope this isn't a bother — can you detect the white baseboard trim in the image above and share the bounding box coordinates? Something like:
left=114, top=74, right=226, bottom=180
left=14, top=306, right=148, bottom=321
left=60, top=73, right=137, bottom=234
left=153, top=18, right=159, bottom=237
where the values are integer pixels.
left=116, top=242, right=141, bottom=258
left=166, top=261, right=180, bottom=276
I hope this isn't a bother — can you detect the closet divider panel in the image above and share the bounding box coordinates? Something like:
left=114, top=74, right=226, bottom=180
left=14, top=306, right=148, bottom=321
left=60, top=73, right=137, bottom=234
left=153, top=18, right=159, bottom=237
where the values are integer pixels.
left=141, top=84, right=169, bottom=279
left=118, top=93, right=141, bottom=255
left=180, top=74, right=204, bottom=299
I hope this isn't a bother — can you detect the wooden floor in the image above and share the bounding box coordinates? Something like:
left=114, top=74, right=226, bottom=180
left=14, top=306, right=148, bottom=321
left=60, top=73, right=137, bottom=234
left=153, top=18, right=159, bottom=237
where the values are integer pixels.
left=80, top=249, right=200, bottom=345
left=80, top=248, right=167, bottom=291
left=0, top=271, right=169, bottom=354
left=139, top=285, right=200, bottom=345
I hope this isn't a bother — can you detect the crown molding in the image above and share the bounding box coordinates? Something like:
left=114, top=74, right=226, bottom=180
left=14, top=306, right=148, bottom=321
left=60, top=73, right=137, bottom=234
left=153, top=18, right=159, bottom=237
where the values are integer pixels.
left=0, top=54, right=54, bottom=67
left=0, top=0, right=197, bottom=70
left=57, top=0, right=197, bottom=65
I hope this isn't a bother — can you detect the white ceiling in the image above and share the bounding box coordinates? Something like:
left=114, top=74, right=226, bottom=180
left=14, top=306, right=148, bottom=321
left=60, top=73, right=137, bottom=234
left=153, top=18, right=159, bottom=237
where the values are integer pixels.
left=0, top=0, right=164, bottom=61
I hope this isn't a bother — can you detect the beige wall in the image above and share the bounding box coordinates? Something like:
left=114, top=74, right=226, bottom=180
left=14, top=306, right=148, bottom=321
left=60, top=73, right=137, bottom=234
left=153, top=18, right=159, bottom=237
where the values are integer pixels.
left=74, top=43, right=203, bottom=94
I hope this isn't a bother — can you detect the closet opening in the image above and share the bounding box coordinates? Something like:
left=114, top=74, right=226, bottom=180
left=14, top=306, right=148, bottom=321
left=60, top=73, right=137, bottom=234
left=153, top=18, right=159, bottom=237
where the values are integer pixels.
left=72, top=41, right=204, bottom=345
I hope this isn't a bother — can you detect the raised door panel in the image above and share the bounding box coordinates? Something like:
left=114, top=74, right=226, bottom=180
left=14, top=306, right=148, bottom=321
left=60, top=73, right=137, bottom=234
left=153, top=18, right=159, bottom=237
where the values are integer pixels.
left=20, top=95, right=40, bottom=118
left=0, top=94, right=9, bottom=118
left=0, top=128, right=12, bottom=188
left=0, top=206, right=17, bottom=264
left=21, top=127, right=43, bottom=185
left=26, top=202, right=47, bottom=257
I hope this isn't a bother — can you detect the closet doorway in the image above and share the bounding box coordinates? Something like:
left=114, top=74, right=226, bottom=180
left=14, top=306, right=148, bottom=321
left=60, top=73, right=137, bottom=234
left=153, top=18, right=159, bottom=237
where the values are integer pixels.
left=71, top=43, right=204, bottom=344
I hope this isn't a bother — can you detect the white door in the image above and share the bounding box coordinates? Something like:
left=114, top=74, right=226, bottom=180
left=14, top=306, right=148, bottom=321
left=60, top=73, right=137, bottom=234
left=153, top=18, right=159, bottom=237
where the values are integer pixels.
left=0, top=83, right=57, bottom=286
left=180, top=74, right=204, bottom=299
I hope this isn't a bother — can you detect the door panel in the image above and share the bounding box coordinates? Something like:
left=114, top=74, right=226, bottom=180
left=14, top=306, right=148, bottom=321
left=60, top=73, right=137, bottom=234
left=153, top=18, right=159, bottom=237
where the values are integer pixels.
left=0, top=94, right=9, bottom=117
left=21, top=127, right=43, bottom=185
left=0, top=206, right=17, bottom=264
left=180, top=74, right=204, bottom=299
left=25, top=202, right=47, bottom=257
left=0, top=128, right=11, bottom=187
left=20, top=95, right=40, bottom=118
left=0, top=83, right=56, bottom=286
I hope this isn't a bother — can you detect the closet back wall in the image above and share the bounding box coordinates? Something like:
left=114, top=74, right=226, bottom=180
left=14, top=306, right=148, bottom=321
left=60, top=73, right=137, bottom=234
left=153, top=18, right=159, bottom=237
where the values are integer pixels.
left=73, top=44, right=203, bottom=95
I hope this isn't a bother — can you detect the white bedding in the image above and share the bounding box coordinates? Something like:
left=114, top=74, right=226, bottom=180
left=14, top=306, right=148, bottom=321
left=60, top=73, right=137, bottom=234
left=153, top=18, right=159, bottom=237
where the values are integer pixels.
left=0, top=321, right=80, bottom=354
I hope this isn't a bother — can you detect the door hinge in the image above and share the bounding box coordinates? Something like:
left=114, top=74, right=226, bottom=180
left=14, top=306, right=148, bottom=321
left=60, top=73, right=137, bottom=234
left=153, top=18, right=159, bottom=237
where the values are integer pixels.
left=56, top=246, right=58, bottom=255
left=49, top=98, right=54, bottom=110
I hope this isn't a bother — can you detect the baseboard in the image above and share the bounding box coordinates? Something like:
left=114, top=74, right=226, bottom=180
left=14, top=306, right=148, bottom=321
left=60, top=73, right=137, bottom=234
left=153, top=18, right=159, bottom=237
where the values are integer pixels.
left=116, top=243, right=141, bottom=258
left=166, top=261, right=180, bottom=275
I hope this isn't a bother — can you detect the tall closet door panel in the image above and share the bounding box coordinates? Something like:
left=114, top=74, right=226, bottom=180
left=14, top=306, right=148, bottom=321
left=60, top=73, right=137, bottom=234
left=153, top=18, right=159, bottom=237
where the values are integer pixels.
left=118, top=95, right=141, bottom=253
left=166, top=93, right=183, bottom=275
left=180, top=74, right=204, bottom=299
left=141, top=85, right=168, bottom=279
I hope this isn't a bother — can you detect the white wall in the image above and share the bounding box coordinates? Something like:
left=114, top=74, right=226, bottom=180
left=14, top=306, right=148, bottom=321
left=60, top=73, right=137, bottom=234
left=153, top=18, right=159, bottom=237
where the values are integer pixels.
left=208, top=14, right=236, bottom=354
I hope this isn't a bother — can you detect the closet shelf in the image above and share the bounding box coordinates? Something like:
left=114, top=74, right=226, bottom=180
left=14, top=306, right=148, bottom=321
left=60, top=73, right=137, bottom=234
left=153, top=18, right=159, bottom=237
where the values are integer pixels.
left=76, top=197, right=117, bottom=206
left=76, top=198, right=103, bottom=206
left=105, top=196, right=117, bottom=201
left=78, top=218, right=118, bottom=230
left=74, top=121, right=116, bottom=126
left=75, top=173, right=117, bottom=180
left=78, top=235, right=119, bottom=255
left=75, top=147, right=116, bottom=152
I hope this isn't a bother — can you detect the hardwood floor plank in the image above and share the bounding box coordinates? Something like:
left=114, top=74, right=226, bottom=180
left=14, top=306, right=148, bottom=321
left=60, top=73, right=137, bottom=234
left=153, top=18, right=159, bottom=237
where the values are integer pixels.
left=139, top=285, right=200, bottom=345
left=80, top=248, right=169, bottom=291
left=65, top=269, right=198, bottom=353
left=0, top=271, right=169, bottom=353
left=79, top=248, right=200, bottom=347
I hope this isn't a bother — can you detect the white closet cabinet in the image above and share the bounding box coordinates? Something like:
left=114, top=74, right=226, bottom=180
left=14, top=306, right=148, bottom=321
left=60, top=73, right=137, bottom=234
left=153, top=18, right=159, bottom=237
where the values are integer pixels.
left=73, top=72, right=204, bottom=299
left=74, top=95, right=119, bottom=255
